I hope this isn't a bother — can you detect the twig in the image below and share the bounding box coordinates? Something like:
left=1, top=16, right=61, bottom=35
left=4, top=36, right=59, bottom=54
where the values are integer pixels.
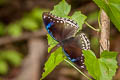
left=100, top=10, right=110, bottom=52
left=0, top=28, right=47, bottom=46
left=64, top=59, right=92, bottom=80
left=85, top=21, right=100, bottom=32
left=13, top=38, right=46, bottom=80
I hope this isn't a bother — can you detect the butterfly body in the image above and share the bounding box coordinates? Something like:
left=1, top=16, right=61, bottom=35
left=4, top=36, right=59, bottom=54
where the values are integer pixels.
left=42, top=12, right=90, bottom=69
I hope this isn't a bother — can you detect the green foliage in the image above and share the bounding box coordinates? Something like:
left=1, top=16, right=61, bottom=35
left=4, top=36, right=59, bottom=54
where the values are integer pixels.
left=47, top=34, right=58, bottom=53
left=51, top=0, right=71, bottom=17
left=0, top=60, right=8, bottom=75
left=82, top=50, right=118, bottom=80
left=0, top=50, right=23, bottom=66
left=51, top=0, right=86, bottom=30
left=0, top=0, right=7, bottom=5
left=93, top=0, right=120, bottom=31
left=0, top=23, right=5, bottom=36
left=87, top=11, right=98, bottom=23
left=91, top=37, right=99, bottom=53
left=40, top=47, right=65, bottom=80
left=21, top=18, right=38, bottom=31
left=5, top=8, right=48, bottom=37
left=0, top=50, right=23, bottom=75
left=7, top=23, right=22, bottom=37
left=40, top=35, right=61, bottom=80
left=71, top=11, right=87, bottom=30
left=30, top=8, right=48, bottom=21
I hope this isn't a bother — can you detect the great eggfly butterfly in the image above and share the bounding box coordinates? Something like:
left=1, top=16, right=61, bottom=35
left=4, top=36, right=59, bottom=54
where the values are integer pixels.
left=42, top=12, right=90, bottom=69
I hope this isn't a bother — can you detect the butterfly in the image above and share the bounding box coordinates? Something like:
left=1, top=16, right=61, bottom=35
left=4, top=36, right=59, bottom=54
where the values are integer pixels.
left=42, top=12, right=90, bottom=69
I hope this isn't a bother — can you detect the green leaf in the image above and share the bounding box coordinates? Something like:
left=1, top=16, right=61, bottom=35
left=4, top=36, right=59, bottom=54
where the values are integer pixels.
left=50, top=0, right=86, bottom=30
left=99, top=51, right=118, bottom=80
left=82, top=50, right=99, bottom=79
left=50, top=0, right=87, bottom=31
left=0, top=50, right=23, bottom=67
left=40, top=47, right=65, bottom=80
left=30, top=8, right=49, bottom=21
left=0, top=22, right=5, bottom=36
left=21, top=18, right=39, bottom=31
left=83, top=50, right=118, bottom=80
left=51, top=0, right=71, bottom=17
left=7, top=23, right=22, bottom=37
left=0, top=0, right=7, bottom=5
left=93, top=0, right=120, bottom=31
left=0, top=60, right=8, bottom=75
left=71, top=11, right=87, bottom=30
left=47, top=34, right=58, bottom=53
left=91, top=37, right=99, bottom=53
left=87, top=11, right=98, bottom=23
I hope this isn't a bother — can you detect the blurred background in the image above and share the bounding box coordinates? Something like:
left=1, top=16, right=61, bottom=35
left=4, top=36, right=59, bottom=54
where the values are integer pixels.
left=0, top=0, right=120, bottom=80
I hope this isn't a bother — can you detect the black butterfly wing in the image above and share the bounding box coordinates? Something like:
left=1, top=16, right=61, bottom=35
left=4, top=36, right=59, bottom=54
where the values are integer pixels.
left=42, top=12, right=78, bottom=41
left=62, top=33, right=90, bottom=68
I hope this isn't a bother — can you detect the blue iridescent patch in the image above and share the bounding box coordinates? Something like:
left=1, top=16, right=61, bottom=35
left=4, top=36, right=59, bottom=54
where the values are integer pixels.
left=46, top=22, right=56, bottom=40
left=63, top=49, right=80, bottom=62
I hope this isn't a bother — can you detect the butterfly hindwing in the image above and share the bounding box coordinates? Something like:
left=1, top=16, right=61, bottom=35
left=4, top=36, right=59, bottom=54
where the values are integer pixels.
left=42, top=12, right=78, bottom=41
left=62, top=33, right=90, bottom=68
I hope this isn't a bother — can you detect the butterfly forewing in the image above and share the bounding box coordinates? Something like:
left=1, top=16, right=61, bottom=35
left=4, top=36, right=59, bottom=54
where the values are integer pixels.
left=42, top=12, right=78, bottom=41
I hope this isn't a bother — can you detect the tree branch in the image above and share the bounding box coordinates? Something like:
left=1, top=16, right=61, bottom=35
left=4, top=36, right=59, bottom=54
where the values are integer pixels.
left=100, top=10, right=110, bottom=52
left=0, top=28, right=47, bottom=46
left=13, top=38, right=46, bottom=80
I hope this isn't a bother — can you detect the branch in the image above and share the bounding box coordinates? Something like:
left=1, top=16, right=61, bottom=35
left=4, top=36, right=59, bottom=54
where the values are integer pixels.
left=100, top=10, right=110, bottom=52
left=0, top=28, right=47, bottom=46
left=13, top=38, right=46, bottom=80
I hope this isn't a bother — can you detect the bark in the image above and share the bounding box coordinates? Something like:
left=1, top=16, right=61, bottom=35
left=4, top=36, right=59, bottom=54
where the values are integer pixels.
left=100, top=10, right=110, bottom=53
left=0, top=28, right=47, bottom=46
left=13, top=38, right=47, bottom=80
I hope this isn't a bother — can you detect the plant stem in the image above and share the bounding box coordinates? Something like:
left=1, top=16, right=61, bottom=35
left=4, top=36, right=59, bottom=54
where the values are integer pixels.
left=64, top=59, right=92, bottom=80
left=100, top=10, right=110, bottom=52
left=98, top=9, right=102, bottom=29
left=85, top=22, right=100, bottom=32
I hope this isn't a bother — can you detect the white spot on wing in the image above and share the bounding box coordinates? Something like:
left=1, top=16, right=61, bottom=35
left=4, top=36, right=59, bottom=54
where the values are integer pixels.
left=47, top=12, right=79, bottom=29
left=81, top=65, right=84, bottom=68
left=48, top=17, right=50, bottom=19
left=60, top=21, right=63, bottom=23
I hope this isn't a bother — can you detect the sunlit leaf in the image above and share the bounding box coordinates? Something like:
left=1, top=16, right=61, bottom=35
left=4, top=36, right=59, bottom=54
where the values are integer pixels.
left=7, top=23, right=22, bottom=37
left=83, top=50, right=118, bottom=80
left=0, top=50, right=23, bottom=67
left=30, top=8, right=49, bottom=21
left=71, top=11, right=87, bottom=30
left=21, top=18, right=39, bottom=31
left=51, top=0, right=71, bottom=17
left=93, top=0, right=120, bottom=31
left=0, top=60, right=8, bottom=75
left=40, top=47, right=65, bottom=80
left=47, top=34, right=58, bottom=53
